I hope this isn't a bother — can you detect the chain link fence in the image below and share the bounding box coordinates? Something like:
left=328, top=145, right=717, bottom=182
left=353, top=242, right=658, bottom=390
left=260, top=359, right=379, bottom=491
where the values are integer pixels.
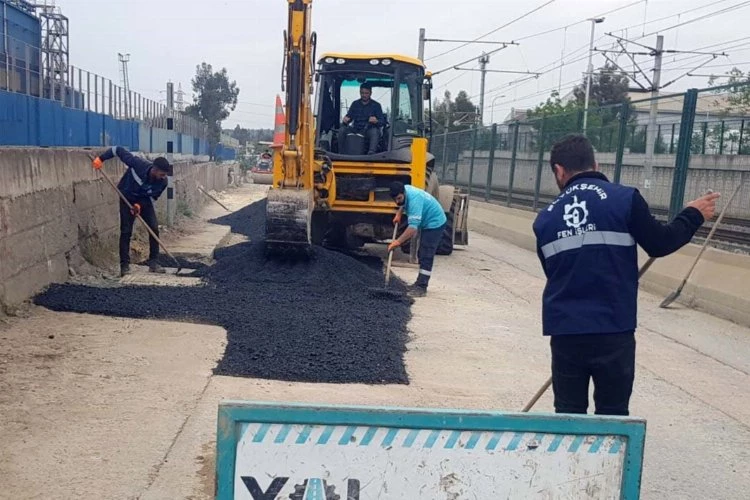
left=431, top=82, right=750, bottom=243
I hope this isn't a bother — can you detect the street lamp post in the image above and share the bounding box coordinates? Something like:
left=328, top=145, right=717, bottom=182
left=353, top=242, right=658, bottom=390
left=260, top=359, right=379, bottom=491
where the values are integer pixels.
left=583, top=17, right=605, bottom=134
left=490, top=95, right=506, bottom=124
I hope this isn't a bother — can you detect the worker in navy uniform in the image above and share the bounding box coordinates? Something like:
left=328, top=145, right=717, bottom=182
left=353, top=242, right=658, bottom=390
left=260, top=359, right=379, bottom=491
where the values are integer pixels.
left=533, top=134, right=719, bottom=415
left=339, top=82, right=385, bottom=155
left=388, top=181, right=447, bottom=298
left=92, top=147, right=172, bottom=277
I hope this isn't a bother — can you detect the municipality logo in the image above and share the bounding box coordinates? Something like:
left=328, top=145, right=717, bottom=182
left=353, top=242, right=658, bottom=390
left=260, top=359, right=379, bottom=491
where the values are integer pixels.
left=563, top=196, right=589, bottom=229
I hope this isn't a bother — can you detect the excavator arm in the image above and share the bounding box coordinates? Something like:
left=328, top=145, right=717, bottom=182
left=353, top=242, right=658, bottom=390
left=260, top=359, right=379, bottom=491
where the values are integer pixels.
left=265, top=0, right=319, bottom=254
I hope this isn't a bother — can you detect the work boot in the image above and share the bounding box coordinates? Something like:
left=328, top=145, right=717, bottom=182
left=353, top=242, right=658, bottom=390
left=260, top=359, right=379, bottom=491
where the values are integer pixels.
left=120, top=264, right=131, bottom=277
left=407, top=284, right=427, bottom=298
left=148, top=261, right=166, bottom=274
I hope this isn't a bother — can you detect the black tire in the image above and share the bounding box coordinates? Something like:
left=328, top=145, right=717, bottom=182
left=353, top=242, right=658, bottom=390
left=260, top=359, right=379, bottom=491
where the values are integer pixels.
left=436, top=201, right=455, bottom=256
left=310, top=212, right=326, bottom=246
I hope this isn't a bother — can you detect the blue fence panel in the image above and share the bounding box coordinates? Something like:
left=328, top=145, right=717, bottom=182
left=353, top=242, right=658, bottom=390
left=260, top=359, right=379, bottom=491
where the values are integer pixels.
left=86, top=112, right=102, bottom=145
left=25, top=94, right=38, bottom=145
left=38, top=98, right=65, bottom=146
left=62, top=107, right=88, bottom=146
left=0, top=91, right=31, bottom=145
left=215, top=143, right=237, bottom=161
left=1, top=90, right=194, bottom=154
left=103, top=116, right=138, bottom=150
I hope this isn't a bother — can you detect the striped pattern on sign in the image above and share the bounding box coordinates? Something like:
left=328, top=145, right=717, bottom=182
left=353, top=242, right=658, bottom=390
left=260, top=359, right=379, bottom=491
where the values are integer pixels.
left=238, top=423, right=625, bottom=455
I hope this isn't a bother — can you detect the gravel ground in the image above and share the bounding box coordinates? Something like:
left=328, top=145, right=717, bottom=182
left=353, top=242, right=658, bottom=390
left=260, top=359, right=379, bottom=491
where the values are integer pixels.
left=35, top=200, right=412, bottom=384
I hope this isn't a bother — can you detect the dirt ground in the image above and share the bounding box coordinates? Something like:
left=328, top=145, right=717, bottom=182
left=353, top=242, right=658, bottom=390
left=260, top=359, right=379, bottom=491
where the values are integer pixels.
left=1, top=183, right=749, bottom=499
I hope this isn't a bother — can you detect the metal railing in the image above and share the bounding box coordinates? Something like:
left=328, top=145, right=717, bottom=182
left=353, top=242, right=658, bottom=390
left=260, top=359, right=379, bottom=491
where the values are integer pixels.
left=1, top=35, right=206, bottom=137
left=431, top=82, right=750, bottom=244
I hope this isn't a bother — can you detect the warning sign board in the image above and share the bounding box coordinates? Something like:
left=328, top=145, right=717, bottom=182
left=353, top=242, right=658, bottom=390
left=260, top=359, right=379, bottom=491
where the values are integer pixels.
left=216, top=401, right=645, bottom=499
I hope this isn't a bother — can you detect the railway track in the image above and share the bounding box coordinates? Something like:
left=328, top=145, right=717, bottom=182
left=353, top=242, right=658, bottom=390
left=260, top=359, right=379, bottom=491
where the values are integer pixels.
left=456, top=183, right=750, bottom=248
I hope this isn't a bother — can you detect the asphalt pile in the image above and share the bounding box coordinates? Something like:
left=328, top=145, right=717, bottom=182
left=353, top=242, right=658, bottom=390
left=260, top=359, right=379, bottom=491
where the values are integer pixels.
left=35, top=200, right=411, bottom=384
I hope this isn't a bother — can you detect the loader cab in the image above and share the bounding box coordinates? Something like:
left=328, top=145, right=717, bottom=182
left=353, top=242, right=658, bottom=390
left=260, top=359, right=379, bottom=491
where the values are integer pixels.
left=315, top=54, right=432, bottom=163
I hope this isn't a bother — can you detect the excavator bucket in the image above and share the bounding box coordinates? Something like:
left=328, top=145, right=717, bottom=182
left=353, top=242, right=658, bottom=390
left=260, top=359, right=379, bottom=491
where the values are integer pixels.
left=265, top=189, right=312, bottom=256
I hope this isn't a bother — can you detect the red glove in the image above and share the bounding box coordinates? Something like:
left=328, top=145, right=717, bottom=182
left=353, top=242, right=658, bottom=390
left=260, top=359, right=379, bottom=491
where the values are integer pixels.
left=92, top=157, right=103, bottom=170
left=387, top=240, right=401, bottom=253
left=130, top=203, right=141, bottom=217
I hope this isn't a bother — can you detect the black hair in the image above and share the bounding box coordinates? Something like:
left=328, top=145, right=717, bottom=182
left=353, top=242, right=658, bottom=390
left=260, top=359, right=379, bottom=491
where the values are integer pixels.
left=549, top=134, right=596, bottom=173
left=152, top=157, right=172, bottom=175
left=360, top=82, right=372, bottom=91
left=389, top=181, right=405, bottom=198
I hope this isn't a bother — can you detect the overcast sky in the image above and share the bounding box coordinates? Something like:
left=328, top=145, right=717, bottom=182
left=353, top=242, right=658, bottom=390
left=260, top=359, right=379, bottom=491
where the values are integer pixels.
left=55, top=0, right=750, bottom=129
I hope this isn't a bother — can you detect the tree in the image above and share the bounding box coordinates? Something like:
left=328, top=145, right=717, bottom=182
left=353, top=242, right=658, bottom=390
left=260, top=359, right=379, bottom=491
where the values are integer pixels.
left=573, top=62, right=631, bottom=109
left=230, top=125, right=252, bottom=146
left=524, top=63, right=635, bottom=153
left=186, top=63, right=240, bottom=159
left=709, top=67, right=750, bottom=115
left=223, top=127, right=274, bottom=146
left=433, top=90, right=478, bottom=133
left=526, top=91, right=583, bottom=151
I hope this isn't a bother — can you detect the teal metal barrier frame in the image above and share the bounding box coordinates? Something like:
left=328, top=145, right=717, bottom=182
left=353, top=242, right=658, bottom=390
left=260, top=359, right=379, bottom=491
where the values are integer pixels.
left=216, top=400, right=646, bottom=500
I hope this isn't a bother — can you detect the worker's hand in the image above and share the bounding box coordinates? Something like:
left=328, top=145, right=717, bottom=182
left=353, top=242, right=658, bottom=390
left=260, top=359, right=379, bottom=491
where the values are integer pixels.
left=342, top=116, right=351, bottom=124
left=393, top=212, right=401, bottom=225
left=387, top=240, right=401, bottom=253
left=130, top=203, right=141, bottom=217
left=368, top=116, right=378, bottom=124
left=687, top=192, right=721, bottom=221
left=92, top=157, right=103, bottom=170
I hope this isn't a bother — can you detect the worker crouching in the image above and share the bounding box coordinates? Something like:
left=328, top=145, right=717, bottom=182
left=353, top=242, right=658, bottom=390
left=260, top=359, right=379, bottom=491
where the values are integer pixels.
left=92, top=146, right=172, bottom=277
left=388, top=181, right=447, bottom=298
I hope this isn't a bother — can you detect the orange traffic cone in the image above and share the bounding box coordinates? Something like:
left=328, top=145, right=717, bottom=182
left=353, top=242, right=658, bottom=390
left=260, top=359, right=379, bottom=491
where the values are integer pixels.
left=272, top=95, right=285, bottom=148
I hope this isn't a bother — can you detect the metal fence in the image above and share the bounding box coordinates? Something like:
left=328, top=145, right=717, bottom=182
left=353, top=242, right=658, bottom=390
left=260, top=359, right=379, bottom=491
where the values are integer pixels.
left=1, top=35, right=205, bottom=137
left=432, top=82, right=750, bottom=241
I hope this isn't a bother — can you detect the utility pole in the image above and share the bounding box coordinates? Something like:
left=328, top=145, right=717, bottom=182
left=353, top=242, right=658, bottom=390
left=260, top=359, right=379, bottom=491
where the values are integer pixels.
left=595, top=33, right=725, bottom=200
left=166, top=80, right=175, bottom=226
left=418, top=28, right=426, bottom=61
left=118, top=52, right=130, bottom=119
left=582, top=17, right=605, bottom=134
left=175, top=83, right=185, bottom=112
left=442, top=107, right=451, bottom=178
left=643, top=35, right=664, bottom=195
left=478, top=53, right=489, bottom=125
left=452, top=66, right=539, bottom=126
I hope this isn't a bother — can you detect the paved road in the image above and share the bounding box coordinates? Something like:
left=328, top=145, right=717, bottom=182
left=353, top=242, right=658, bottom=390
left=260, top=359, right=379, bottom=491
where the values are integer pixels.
left=1, top=185, right=748, bottom=499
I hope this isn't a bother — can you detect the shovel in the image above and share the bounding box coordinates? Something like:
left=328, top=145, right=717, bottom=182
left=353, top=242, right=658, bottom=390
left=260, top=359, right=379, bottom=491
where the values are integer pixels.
left=521, top=257, right=658, bottom=412
left=367, top=223, right=405, bottom=300
left=659, top=183, right=742, bottom=308
left=96, top=166, right=183, bottom=274
left=198, top=185, right=231, bottom=212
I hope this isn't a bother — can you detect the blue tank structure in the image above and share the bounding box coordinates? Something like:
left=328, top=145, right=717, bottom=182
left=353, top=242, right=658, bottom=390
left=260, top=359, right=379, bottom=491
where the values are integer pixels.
left=0, top=0, right=42, bottom=97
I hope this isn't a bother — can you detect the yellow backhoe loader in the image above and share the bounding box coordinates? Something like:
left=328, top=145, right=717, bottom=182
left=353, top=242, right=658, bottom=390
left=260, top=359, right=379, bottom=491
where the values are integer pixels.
left=266, top=0, right=469, bottom=256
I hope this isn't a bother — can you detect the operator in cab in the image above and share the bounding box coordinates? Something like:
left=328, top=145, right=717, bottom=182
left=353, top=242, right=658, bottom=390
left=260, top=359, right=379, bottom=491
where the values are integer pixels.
left=388, top=181, right=447, bottom=298
left=339, top=82, right=385, bottom=155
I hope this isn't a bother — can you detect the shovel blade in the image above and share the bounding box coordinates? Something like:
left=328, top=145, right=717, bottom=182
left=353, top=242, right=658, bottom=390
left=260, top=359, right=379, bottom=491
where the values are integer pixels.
left=659, top=282, right=685, bottom=308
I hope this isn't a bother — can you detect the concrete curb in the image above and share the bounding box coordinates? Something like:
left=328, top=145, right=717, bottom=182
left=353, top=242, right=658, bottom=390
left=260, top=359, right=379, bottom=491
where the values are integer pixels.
left=468, top=199, right=750, bottom=328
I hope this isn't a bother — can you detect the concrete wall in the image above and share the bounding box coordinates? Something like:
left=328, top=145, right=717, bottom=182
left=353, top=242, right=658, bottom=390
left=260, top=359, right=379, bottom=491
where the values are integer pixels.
left=0, top=148, right=233, bottom=311
left=468, top=199, right=750, bottom=328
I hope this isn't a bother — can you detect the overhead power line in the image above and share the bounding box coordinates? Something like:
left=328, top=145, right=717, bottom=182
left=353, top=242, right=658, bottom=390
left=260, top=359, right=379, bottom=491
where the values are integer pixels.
left=610, top=0, right=737, bottom=37
left=513, top=0, right=646, bottom=43
left=635, top=0, right=750, bottom=40
left=425, top=0, right=556, bottom=62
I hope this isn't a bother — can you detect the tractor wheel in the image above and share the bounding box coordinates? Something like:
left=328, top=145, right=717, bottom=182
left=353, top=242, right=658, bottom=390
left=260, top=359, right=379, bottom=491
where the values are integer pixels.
left=436, top=199, right=456, bottom=256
